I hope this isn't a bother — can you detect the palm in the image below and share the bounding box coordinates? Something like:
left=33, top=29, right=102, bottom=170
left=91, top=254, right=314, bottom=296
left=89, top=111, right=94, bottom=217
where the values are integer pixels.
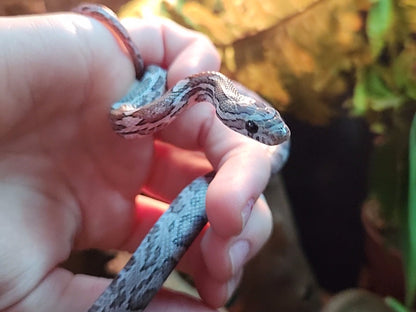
left=0, top=19, right=157, bottom=307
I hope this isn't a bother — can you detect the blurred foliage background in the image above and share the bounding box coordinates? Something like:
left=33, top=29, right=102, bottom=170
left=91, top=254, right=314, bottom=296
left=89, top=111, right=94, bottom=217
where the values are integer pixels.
left=117, top=2, right=416, bottom=306
left=3, top=0, right=416, bottom=129
left=115, top=0, right=416, bottom=134
left=119, top=0, right=368, bottom=125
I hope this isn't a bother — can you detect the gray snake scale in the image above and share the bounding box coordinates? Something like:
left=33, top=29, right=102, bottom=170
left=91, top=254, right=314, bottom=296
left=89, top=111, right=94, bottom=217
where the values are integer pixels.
left=72, top=4, right=290, bottom=312
left=89, top=174, right=212, bottom=311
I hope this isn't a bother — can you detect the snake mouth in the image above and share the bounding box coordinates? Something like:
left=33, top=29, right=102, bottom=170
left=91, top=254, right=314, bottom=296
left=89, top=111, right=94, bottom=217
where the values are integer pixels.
left=265, top=123, right=290, bottom=145
left=280, top=124, right=291, bottom=142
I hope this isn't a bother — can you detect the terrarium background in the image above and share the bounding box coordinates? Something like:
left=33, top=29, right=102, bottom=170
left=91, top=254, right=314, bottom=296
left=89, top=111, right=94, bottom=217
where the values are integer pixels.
left=4, top=0, right=416, bottom=310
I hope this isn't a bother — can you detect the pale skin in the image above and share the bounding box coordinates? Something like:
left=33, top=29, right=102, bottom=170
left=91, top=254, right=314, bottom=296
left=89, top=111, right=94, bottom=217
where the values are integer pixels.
left=0, top=11, right=277, bottom=312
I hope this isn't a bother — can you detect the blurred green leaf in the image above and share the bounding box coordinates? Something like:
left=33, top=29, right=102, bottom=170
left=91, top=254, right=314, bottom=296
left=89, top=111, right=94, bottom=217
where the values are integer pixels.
left=353, top=67, right=403, bottom=115
left=369, top=128, right=408, bottom=229
left=385, top=296, right=410, bottom=312
left=352, top=76, right=368, bottom=115
left=404, top=113, right=416, bottom=307
left=366, top=67, right=395, bottom=99
left=367, top=0, right=394, bottom=57
left=393, top=45, right=416, bottom=101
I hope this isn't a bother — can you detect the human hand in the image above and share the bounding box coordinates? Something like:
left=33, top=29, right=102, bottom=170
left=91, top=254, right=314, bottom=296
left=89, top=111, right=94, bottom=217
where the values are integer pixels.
left=0, top=10, right=276, bottom=312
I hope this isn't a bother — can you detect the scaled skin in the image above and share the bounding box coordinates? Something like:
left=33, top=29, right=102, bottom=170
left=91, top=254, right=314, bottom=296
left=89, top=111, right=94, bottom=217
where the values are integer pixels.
left=0, top=12, right=277, bottom=312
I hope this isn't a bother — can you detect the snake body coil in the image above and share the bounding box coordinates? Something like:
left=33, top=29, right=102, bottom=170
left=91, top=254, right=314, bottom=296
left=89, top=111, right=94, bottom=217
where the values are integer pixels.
left=72, top=4, right=290, bottom=312
left=110, top=65, right=289, bottom=145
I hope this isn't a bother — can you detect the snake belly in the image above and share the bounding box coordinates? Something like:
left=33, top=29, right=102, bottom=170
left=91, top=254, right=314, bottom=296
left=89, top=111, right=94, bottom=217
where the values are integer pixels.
left=89, top=175, right=212, bottom=312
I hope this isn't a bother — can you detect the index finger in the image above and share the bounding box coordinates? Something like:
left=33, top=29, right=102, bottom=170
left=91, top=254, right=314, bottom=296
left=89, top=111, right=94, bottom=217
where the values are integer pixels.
left=122, top=18, right=279, bottom=237
left=122, top=16, right=221, bottom=85
left=157, top=101, right=276, bottom=237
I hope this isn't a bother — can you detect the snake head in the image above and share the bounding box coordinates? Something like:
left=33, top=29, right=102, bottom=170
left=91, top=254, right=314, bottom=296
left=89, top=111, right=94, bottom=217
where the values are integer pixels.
left=244, top=107, right=290, bottom=145
left=237, top=103, right=290, bottom=145
left=218, top=80, right=290, bottom=146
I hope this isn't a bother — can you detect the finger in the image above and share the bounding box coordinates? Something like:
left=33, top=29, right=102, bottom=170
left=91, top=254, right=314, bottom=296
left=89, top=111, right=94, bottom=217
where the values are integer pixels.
left=122, top=16, right=221, bottom=84
left=142, top=141, right=212, bottom=202
left=0, top=13, right=219, bottom=134
left=128, top=192, right=272, bottom=308
left=178, top=197, right=272, bottom=307
left=195, top=269, right=243, bottom=309
left=147, top=288, right=218, bottom=312
left=155, top=100, right=273, bottom=238
left=6, top=268, right=217, bottom=312
left=138, top=102, right=214, bottom=201
left=120, top=195, right=172, bottom=252
left=200, top=196, right=272, bottom=281
left=0, top=14, right=130, bottom=136
left=130, top=195, right=168, bottom=244
left=120, top=195, right=212, bottom=253
left=122, top=16, right=273, bottom=239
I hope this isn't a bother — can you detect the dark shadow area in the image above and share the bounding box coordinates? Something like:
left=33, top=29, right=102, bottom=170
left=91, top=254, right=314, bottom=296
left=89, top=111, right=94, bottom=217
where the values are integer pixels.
left=282, top=115, right=372, bottom=292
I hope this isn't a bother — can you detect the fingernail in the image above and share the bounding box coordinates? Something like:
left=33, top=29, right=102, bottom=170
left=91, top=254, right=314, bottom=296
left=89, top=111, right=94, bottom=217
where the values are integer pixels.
left=241, top=198, right=254, bottom=228
left=229, top=240, right=250, bottom=275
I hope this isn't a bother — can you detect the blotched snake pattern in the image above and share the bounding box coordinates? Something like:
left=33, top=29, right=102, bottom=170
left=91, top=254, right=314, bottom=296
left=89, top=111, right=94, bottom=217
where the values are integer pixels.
left=72, top=4, right=290, bottom=312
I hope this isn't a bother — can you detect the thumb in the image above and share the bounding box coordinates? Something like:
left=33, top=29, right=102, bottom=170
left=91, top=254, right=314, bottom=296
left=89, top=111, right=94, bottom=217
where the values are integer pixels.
left=0, top=12, right=133, bottom=137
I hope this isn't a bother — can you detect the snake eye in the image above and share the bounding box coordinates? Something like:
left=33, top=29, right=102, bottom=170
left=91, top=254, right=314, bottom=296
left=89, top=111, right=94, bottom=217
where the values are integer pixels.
left=245, top=120, right=258, bottom=134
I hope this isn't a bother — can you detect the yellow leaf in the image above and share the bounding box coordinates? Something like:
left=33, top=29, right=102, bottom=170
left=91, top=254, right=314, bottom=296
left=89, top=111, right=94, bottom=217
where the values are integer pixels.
left=121, top=0, right=371, bottom=125
left=182, top=3, right=235, bottom=45
left=119, top=0, right=164, bottom=18
left=235, top=62, right=290, bottom=107
left=274, top=35, right=315, bottom=77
